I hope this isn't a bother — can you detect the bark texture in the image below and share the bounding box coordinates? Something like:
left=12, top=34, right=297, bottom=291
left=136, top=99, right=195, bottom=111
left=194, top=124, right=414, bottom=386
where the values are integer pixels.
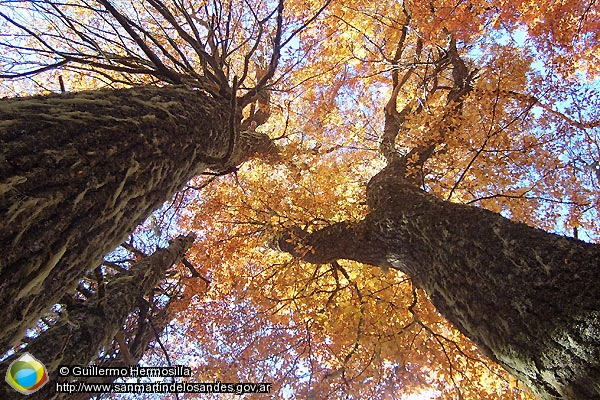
left=0, top=85, right=270, bottom=352
left=0, top=233, right=195, bottom=400
left=59, top=308, right=172, bottom=400
left=279, top=162, right=600, bottom=399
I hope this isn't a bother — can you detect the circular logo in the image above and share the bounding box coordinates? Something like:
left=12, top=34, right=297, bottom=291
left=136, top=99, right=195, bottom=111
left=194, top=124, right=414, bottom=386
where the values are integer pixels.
left=5, top=352, right=49, bottom=395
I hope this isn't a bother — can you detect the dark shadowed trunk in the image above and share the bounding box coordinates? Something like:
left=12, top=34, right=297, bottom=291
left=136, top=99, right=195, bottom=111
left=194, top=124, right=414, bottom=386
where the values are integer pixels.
left=0, top=85, right=275, bottom=353
left=278, top=161, right=600, bottom=399
left=0, top=233, right=195, bottom=399
left=51, top=292, right=176, bottom=400
left=60, top=304, right=174, bottom=400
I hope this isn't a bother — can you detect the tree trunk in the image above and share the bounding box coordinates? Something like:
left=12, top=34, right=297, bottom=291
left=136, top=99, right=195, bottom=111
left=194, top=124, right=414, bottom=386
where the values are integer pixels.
left=62, top=305, right=174, bottom=400
left=55, top=297, right=175, bottom=400
left=0, top=85, right=267, bottom=352
left=0, top=233, right=195, bottom=399
left=278, top=162, right=600, bottom=399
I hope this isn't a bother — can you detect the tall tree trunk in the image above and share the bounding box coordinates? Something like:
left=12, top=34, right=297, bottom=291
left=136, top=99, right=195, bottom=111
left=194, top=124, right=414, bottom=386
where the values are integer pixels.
left=278, top=162, right=600, bottom=399
left=0, top=233, right=195, bottom=399
left=52, top=294, right=176, bottom=400
left=62, top=305, right=174, bottom=400
left=0, top=85, right=272, bottom=352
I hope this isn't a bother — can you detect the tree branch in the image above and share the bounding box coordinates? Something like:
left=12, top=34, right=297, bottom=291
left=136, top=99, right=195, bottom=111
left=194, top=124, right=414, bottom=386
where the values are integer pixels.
left=97, top=0, right=181, bottom=83
left=276, top=222, right=390, bottom=268
left=239, top=0, right=285, bottom=107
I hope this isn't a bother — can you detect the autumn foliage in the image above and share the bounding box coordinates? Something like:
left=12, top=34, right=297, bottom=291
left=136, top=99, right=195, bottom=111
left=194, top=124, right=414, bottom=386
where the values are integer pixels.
left=1, top=0, right=599, bottom=398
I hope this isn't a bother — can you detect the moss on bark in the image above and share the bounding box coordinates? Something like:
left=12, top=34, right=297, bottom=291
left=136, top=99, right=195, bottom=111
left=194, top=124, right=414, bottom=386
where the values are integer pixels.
left=0, top=86, right=233, bottom=352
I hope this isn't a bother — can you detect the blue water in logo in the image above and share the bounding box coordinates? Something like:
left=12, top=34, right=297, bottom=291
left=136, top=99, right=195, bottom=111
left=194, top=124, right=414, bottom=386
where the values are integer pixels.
left=16, top=368, right=38, bottom=388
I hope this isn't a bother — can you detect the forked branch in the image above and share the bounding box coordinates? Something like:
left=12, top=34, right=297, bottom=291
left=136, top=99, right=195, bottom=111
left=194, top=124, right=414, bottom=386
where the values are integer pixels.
left=380, top=34, right=477, bottom=185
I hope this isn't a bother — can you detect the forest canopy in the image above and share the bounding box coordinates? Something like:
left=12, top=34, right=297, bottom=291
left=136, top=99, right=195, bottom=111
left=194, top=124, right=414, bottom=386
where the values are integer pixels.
left=1, top=0, right=599, bottom=398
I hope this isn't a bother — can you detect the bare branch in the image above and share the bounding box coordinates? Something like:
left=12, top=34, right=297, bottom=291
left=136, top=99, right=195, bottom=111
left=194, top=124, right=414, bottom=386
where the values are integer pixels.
left=144, top=0, right=228, bottom=89
left=181, top=258, right=211, bottom=285
left=114, top=330, right=134, bottom=365
left=0, top=60, right=69, bottom=79
left=96, top=0, right=181, bottom=83
left=239, top=0, right=284, bottom=106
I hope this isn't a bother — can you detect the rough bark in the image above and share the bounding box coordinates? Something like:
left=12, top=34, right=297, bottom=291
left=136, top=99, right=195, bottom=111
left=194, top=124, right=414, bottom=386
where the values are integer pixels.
left=278, top=162, right=600, bottom=399
left=0, top=85, right=273, bottom=352
left=58, top=304, right=174, bottom=400
left=0, top=233, right=195, bottom=400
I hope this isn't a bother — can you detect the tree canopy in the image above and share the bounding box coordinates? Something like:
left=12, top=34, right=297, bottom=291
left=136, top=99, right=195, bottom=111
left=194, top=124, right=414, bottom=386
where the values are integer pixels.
left=1, top=0, right=599, bottom=398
